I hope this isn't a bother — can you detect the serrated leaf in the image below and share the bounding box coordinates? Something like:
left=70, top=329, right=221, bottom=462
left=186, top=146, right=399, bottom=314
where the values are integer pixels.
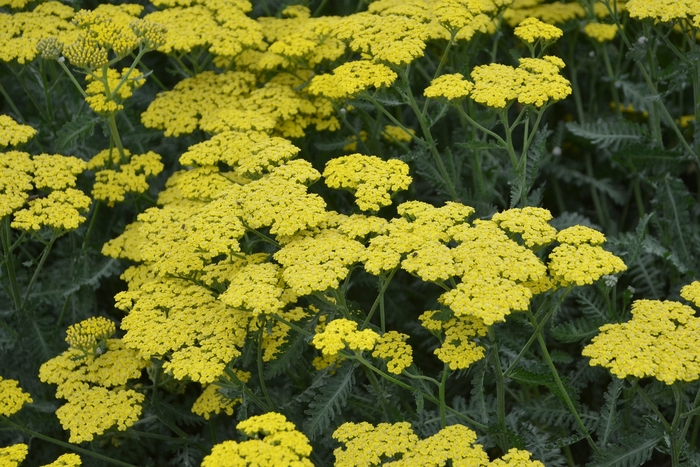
left=551, top=317, right=606, bottom=343
left=588, top=433, right=661, bottom=467
left=552, top=165, right=627, bottom=205
left=304, top=361, right=355, bottom=439
left=613, top=143, right=689, bottom=175
left=598, top=378, right=623, bottom=447
left=566, top=119, right=649, bottom=151
left=60, top=258, right=120, bottom=297
left=264, top=326, right=309, bottom=379
left=56, top=113, right=100, bottom=153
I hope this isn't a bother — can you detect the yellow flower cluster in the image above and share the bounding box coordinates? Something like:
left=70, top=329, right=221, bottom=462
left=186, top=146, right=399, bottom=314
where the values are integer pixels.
left=514, top=17, right=563, bottom=43
left=582, top=295, right=700, bottom=385
left=0, top=115, right=36, bottom=148
left=681, top=281, right=700, bottom=307
left=333, top=421, right=544, bottom=467
left=364, top=201, right=473, bottom=277
left=201, top=413, right=313, bottom=467
left=1, top=151, right=91, bottom=230
left=40, top=321, right=149, bottom=443
left=180, top=130, right=300, bottom=178
left=87, top=148, right=163, bottom=206
left=61, top=4, right=144, bottom=68
left=504, top=0, right=586, bottom=27
left=0, top=2, right=77, bottom=64
left=307, top=61, right=398, bottom=101
left=323, top=154, right=412, bottom=211
left=114, top=275, right=249, bottom=383
left=470, top=56, right=571, bottom=109
left=312, top=318, right=380, bottom=356
left=274, top=229, right=365, bottom=295
left=421, top=310, right=489, bottom=370
left=11, top=188, right=92, bottom=232
left=308, top=60, right=398, bottom=100
left=64, top=316, right=116, bottom=354
left=84, top=68, right=146, bottom=115
left=626, top=0, right=699, bottom=22
left=424, top=73, right=474, bottom=100
left=492, top=206, right=557, bottom=248
left=32, top=154, right=86, bottom=190
left=40, top=454, right=82, bottom=467
left=0, top=444, right=28, bottom=467
left=0, top=376, right=33, bottom=417
left=142, top=71, right=335, bottom=139
left=218, top=262, right=289, bottom=316
left=143, top=0, right=262, bottom=57
left=548, top=226, right=626, bottom=287
left=191, top=370, right=249, bottom=419
left=256, top=6, right=345, bottom=68
left=333, top=11, right=430, bottom=65
left=371, top=331, right=413, bottom=374
left=381, top=125, right=415, bottom=143
left=583, top=22, right=618, bottom=42
left=0, top=151, right=34, bottom=218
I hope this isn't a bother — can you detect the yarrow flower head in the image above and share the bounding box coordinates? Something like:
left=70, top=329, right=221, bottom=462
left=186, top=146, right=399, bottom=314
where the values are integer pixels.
left=0, top=376, right=33, bottom=417
left=87, top=148, right=164, bottom=206
left=371, top=331, right=413, bottom=374
left=307, top=61, right=398, bottom=100
left=40, top=454, right=82, bottom=467
left=583, top=298, right=700, bottom=384
left=583, top=22, right=618, bottom=42
left=424, top=73, right=474, bottom=100
left=65, top=316, right=116, bottom=355
left=11, top=188, right=92, bottom=233
left=201, top=413, right=313, bottom=467
left=514, top=17, right=563, bottom=43
left=333, top=421, right=543, bottom=467
left=0, top=115, right=36, bottom=148
left=312, top=318, right=380, bottom=356
left=323, top=154, right=412, bottom=211
left=0, top=444, right=28, bottom=467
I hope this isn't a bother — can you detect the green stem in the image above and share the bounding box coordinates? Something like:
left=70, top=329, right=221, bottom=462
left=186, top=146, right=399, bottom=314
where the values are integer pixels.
left=352, top=353, right=488, bottom=430
left=421, top=33, right=457, bottom=117
left=3, top=418, right=138, bottom=467
left=56, top=60, right=88, bottom=98
left=39, top=59, right=54, bottom=122
left=107, top=113, right=126, bottom=161
left=528, top=309, right=599, bottom=453
left=362, top=268, right=398, bottom=329
left=456, top=105, right=508, bottom=146
left=7, top=65, right=50, bottom=121
left=111, top=46, right=148, bottom=98
left=222, top=367, right=272, bottom=412
left=439, top=365, right=450, bottom=428
left=363, top=365, right=391, bottom=420
left=244, top=225, right=281, bottom=248
left=629, top=379, right=672, bottom=431
left=256, top=325, right=275, bottom=410
left=1, top=218, right=22, bottom=311
left=670, top=385, right=684, bottom=467
left=398, top=68, right=460, bottom=200
left=22, top=231, right=59, bottom=309
left=489, top=329, right=508, bottom=448
left=0, top=81, right=25, bottom=122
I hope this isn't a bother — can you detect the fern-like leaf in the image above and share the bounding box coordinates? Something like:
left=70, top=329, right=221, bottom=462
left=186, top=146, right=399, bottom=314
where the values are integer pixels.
left=56, top=113, right=100, bottom=153
left=598, top=378, right=623, bottom=447
left=588, top=433, right=661, bottom=467
left=551, top=317, right=606, bottom=343
left=566, top=119, right=649, bottom=151
left=304, top=361, right=356, bottom=440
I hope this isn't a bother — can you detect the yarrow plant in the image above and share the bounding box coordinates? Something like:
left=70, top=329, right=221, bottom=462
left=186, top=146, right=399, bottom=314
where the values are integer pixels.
left=2, top=0, right=700, bottom=466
